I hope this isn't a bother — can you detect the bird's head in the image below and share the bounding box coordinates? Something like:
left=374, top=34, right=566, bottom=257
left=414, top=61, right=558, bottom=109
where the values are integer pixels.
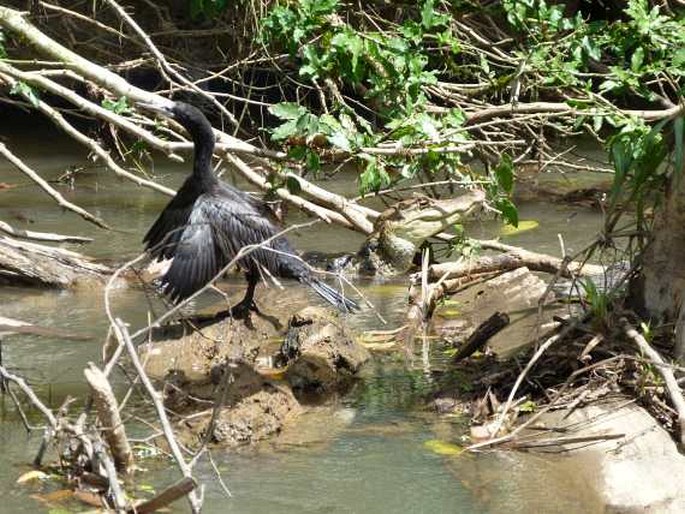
left=138, top=99, right=214, bottom=145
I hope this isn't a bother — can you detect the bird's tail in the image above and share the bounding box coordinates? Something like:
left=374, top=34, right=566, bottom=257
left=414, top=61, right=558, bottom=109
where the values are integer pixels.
left=304, top=277, right=359, bottom=313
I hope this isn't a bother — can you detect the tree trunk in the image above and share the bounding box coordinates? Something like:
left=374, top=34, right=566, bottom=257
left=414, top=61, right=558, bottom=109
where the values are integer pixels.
left=640, top=168, right=685, bottom=361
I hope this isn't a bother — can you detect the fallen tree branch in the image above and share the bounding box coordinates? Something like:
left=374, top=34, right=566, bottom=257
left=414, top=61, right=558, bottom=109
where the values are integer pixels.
left=131, top=476, right=197, bottom=514
left=0, top=72, right=173, bottom=199
left=0, top=220, right=92, bottom=244
left=0, top=364, right=57, bottom=429
left=621, top=317, right=685, bottom=446
left=0, top=5, right=381, bottom=236
left=453, top=312, right=510, bottom=361
left=423, top=242, right=604, bottom=281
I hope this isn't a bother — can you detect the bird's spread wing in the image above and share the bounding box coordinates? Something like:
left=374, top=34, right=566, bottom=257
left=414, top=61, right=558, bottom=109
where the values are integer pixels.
left=206, top=191, right=303, bottom=278
left=143, top=189, right=198, bottom=260
left=160, top=201, right=222, bottom=301
left=159, top=188, right=305, bottom=302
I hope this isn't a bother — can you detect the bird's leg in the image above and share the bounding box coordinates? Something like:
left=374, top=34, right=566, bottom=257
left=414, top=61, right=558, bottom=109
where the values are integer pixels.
left=228, top=272, right=260, bottom=318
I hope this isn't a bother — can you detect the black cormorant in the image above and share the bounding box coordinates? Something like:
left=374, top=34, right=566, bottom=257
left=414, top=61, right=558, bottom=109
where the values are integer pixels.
left=140, top=100, right=358, bottom=314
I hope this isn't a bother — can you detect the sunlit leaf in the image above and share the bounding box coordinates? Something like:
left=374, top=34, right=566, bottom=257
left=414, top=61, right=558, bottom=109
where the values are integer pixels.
left=424, top=439, right=462, bottom=456
left=500, top=219, right=539, bottom=236
left=17, top=470, right=49, bottom=484
left=10, top=81, right=40, bottom=107
left=271, top=119, right=298, bottom=141
left=329, top=130, right=352, bottom=152
left=268, top=102, right=304, bottom=121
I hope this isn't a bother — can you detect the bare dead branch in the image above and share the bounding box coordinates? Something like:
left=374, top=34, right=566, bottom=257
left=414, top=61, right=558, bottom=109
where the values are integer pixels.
left=0, top=143, right=110, bottom=229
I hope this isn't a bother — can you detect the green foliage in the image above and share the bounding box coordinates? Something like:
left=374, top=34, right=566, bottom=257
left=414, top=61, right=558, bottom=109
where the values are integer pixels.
left=0, top=29, right=6, bottom=59
left=519, top=400, right=537, bottom=413
left=10, top=81, right=40, bottom=107
left=102, top=96, right=130, bottom=114
left=258, top=0, right=682, bottom=206
left=487, top=154, right=518, bottom=227
left=261, top=0, right=339, bottom=54
left=580, top=278, right=610, bottom=322
left=189, top=0, right=228, bottom=20
left=606, top=116, right=671, bottom=248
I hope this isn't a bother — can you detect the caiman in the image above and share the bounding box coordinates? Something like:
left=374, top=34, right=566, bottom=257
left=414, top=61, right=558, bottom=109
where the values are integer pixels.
left=329, top=190, right=485, bottom=276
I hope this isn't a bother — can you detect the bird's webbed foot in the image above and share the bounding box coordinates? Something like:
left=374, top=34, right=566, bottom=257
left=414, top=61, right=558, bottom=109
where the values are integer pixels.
left=227, top=298, right=261, bottom=319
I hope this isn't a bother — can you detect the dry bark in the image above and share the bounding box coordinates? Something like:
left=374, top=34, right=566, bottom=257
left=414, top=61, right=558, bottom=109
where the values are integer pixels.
left=0, top=235, right=112, bottom=287
left=84, top=363, right=133, bottom=473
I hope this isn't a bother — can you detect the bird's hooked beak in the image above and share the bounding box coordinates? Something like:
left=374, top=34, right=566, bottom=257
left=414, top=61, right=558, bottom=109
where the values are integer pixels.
left=137, top=97, right=176, bottom=118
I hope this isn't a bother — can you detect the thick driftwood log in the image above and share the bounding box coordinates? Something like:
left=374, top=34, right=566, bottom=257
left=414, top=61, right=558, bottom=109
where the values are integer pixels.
left=84, top=363, right=133, bottom=473
left=0, top=235, right=111, bottom=287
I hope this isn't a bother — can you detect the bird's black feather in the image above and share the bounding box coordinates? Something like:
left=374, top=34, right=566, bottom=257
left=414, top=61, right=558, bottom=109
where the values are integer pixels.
left=142, top=101, right=358, bottom=312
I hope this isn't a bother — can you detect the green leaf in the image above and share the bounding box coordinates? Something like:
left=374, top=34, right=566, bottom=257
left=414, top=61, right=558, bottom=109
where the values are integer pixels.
left=329, top=130, right=352, bottom=152
left=271, top=119, right=298, bottom=141
left=287, top=145, right=308, bottom=160
left=268, top=102, right=305, bottom=121
left=497, top=198, right=519, bottom=227
left=494, top=154, right=514, bottom=194
left=10, top=81, right=40, bottom=107
left=630, top=47, right=645, bottom=71
left=102, top=96, right=129, bottom=114
left=305, top=149, right=320, bottom=172
left=674, top=49, right=685, bottom=69
left=286, top=175, right=302, bottom=194
left=421, top=0, right=435, bottom=29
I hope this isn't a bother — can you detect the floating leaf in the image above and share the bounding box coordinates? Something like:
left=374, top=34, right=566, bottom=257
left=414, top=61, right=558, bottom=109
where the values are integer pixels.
left=17, top=470, right=48, bottom=484
left=424, top=439, right=462, bottom=456
left=500, top=219, right=539, bottom=236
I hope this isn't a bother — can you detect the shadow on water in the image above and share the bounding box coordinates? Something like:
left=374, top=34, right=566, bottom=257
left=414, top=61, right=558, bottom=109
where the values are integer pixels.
left=0, top=118, right=606, bottom=513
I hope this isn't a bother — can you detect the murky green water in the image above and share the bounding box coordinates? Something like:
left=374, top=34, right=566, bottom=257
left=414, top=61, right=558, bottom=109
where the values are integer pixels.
left=1, top=114, right=606, bottom=512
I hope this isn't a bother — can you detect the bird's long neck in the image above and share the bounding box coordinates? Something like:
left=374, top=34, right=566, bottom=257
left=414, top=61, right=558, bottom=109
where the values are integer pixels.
left=191, top=129, right=217, bottom=187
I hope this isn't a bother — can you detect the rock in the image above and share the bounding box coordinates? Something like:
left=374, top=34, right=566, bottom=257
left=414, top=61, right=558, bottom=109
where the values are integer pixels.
left=280, top=306, right=370, bottom=391
left=537, top=400, right=685, bottom=513
left=138, top=314, right=283, bottom=410
left=436, top=267, right=564, bottom=355
left=183, top=384, right=301, bottom=447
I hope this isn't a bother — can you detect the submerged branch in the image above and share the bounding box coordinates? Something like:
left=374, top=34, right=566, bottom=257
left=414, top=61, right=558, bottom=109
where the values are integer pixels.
left=0, top=143, right=110, bottom=229
left=0, top=220, right=92, bottom=244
